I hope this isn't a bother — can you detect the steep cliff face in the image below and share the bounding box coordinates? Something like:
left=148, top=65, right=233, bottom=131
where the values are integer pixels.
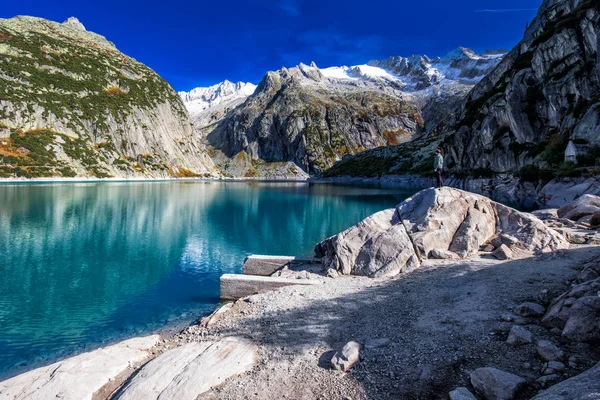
left=0, top=16, right=218, bottom=178
left=201, top=48, right=503, bottom=177
left=441, top=0, right=600, bottom=177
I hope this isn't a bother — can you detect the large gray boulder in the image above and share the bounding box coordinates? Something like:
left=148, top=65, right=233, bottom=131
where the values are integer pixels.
left=557, top=194, right=600, bottom=223
left=470, top=367, right=526, bottom=400
left=532, top=361, right=600, bottom=399
left=542, top=278, right=600, bottom=342
left=314, top=208, right=419, bottom=277
left=315, top=188, right=568, bottom=277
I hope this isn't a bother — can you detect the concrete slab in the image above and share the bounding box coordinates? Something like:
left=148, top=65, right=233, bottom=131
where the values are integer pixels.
left=220, top=274, right=322, bottom=300
left=242, top=255, right=321, bottom=276
left=0, top=335, right=160, bottom=400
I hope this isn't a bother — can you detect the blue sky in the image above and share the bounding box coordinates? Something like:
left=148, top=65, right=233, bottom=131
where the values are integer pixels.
left=3, top=0, right=542, bottom=91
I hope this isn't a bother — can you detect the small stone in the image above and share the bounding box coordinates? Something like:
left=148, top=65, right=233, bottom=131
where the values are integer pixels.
left=568, top=355, right=583, bottom=369
left=550, top=328, right=562, bottom=336
left=507, top=325, right=533, bottom=345
left=586, top=236, right=600, bottom=245
left=365, top=338, right=390, bottom=349
left=500, top=313, right=515, bottom=322
left=566, top=231, right=587, bottom=244
left=537, top=340, right=565, bottom=361
left=470, top=367, right=526, bottom=400
left=326, top=268, right=340, bottom=278
left=449, top=387, right=478, bottom=400
left=491, top=236, right=503, bottom=248
left=429, top=249, right=458, bottom=259
left=543, top=361, right=566, bottom=375
left=536, top=374, right=560, bottom=388
left=514, top=302, right=546, bottom=317
left=500, top=234, right=520, bottom=246
left=493, top=244, right=513, bottom=260
left=522, top=362, right=531, bottom=369
left=331, top=341, right=361, bottom=372
left=483, top=244, right=495, bottom=252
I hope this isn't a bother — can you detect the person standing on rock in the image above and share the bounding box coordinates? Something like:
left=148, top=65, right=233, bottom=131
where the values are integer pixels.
left=434, top=149, right=444, bottom=188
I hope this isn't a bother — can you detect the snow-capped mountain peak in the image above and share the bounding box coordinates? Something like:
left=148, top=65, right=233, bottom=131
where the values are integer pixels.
left=179, top=80, right=257, bottom=128
left=179, top=80, right=256, bottom=106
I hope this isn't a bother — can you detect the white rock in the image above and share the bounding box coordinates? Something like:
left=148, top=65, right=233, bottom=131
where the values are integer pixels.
left=315, top=188, right=567, bottom=277
left=429, top=249, right=459, bottom=259
left=470, top=367, right=526, bottom=400
left=116, top=337, right=258, bottom=400
left=537, top=340, right=565, bottom=362
left=532, top=362, right=600, bottom=399
left=493, top=244, right=513, bottom=260
left=0, top=335, right=160, bottom=400
left=449, top=387, right=478, bottom=400
left=557, top=195, right=600, bottom=222
left=514, top=302, right=546, bottom=317
left=506, top=325, right=533, bottom=345
left=536, top=374, right=560, bottom=388
left=331, top=341, right=361, bottom=371
left=542, top=361, right=566, bottom=375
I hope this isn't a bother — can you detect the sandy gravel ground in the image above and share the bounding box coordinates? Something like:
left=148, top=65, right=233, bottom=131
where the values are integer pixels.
left=146, top=245, right=600, bottom=400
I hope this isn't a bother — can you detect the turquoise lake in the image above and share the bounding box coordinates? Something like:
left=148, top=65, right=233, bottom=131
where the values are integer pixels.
left=0, top=181, right=416, bottom=379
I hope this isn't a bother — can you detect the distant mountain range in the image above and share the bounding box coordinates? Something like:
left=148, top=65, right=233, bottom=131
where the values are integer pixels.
left=3, top=0, right=596, bottom=183
left=179, top=47, right=504, bottom=177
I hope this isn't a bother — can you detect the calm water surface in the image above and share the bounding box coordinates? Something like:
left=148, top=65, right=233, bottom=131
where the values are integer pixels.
left=0, top=181, right=416, bottom=378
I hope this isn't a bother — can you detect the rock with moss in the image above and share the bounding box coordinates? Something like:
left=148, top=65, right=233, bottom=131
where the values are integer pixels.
left=0, top=16, right=218, bottom=179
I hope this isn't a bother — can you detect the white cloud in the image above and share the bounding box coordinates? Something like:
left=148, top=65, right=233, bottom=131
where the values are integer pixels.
left=475, top=8, right=538, bottom=13
left=279, top=0, right=300, bottom=16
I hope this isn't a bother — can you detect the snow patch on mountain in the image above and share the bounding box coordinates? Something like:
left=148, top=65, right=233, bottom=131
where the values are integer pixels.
left=179, top=80, right=256, bottom=115
left=319, top=47, right=504, bottom=92
left=179, top=80, right=257, bottom=129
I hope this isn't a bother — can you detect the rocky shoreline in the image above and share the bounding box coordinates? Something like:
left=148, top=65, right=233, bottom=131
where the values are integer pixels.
left=314, top=174, right=600, bottom=210
left=2, top=187, right=600, bottom=399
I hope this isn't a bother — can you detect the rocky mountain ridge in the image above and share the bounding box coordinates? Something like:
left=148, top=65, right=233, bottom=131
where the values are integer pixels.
left=185, top=48, right=503, bottom=178
left=178, top=80, right=256, bottom=128
left=0, top=16, right=218, bottom=179
left=323, top=0, right=600, bottom=201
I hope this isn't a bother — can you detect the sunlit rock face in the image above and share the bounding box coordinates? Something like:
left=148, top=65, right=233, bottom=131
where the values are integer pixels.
left=0, top=16, right=218, bottom=179
left=440, top=0, right=600, bottom=174
left=316, top=187, right=568, bottom=277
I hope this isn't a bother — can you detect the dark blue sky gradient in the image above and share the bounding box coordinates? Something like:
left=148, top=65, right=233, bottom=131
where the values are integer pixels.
left=2, top=0, right=542, bottom=91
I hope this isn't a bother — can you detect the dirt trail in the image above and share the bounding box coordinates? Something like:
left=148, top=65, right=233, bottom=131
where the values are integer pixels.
left=176, top=246, right=600, bottom=400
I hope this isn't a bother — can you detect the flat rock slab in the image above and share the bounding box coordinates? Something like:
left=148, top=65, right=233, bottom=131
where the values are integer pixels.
left=116, top=337, right=258, bottom=400
left=220, top=274, right=321, bottom=300
left=532, top=361, right=600, bottom=399
left=0, top=335, right=160, bottom=400
left=242, top=255, right=321, bottom=276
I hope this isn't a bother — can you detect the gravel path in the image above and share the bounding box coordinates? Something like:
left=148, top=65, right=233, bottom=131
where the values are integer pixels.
left=146, top=246, right=600, bottom=400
